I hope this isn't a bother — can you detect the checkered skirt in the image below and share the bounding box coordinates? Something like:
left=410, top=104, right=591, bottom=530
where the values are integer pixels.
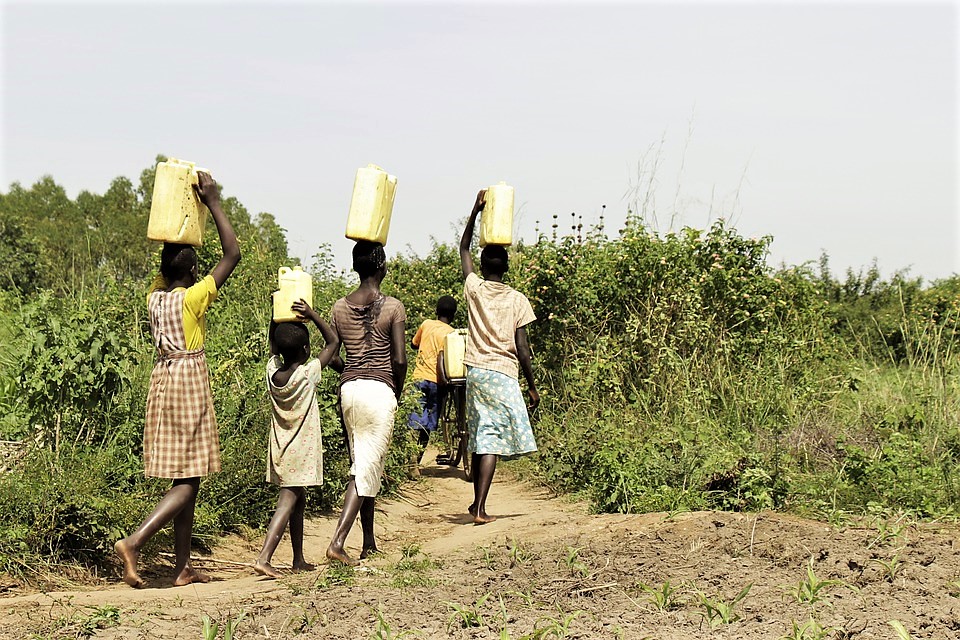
left=144, top=288, right=221, bottom=478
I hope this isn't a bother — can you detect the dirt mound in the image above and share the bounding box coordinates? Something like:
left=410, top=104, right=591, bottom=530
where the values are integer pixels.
left=2, top=448, right=959, bottom=639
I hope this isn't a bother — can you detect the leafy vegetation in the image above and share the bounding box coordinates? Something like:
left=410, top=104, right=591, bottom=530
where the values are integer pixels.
left=0, top=157, right=958, bottom=581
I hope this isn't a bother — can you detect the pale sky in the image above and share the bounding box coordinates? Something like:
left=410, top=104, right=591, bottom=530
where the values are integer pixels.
left=2, top=1, right=957, bottom=281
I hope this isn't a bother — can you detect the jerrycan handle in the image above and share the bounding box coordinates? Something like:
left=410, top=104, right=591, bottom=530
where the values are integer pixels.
left=278, top=267, right=290, bottom=277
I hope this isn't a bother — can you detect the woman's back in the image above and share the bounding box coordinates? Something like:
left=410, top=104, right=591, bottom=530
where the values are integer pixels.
left=332, top=294, right=406, bottom=390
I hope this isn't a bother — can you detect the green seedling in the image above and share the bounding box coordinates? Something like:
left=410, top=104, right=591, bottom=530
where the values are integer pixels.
left=76, top=605, right=120, bottom=636
left=222, top=611, right=246, bottom=640
left=201, top=611, right=246, bottom=640
left=391, top=544, right=438, bottom=588
left=508, top=538, right=533, bottom=567
left=947, top=578, right=960, bottom=598
left=444, top=593, right=491, bottom=630
left=477, top=544, right=496, bottom=570
left=557, top=546, right=588, bottom=577
left=505, top=589, right=535, bottom=606
left=370, top=605, right=421, bottom=639
left=786, top=559, right=843, bottom=604
left=694, top=583, right=752, bottom=627
left=638, top=579, right=680, bottom=611
left=868, top=519, right=906, bottom=549
left=201, top=615, right=218, bottom=640
left=871, top=552, right=904, bottom=582
left=294, top=604, right=322, bottom=634
left=527, top=609, right=583, bottom=639
left=315, top=562, right=355, bottom=589
left=889, top=620, right=912, bottom=640
left=780, top=617, right=839, bottom=640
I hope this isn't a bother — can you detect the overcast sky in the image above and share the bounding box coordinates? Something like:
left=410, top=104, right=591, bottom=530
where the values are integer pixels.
left=2, top=1, right=957, bottom=281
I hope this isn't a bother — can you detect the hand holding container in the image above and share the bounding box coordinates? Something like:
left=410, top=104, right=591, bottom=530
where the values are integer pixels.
left=147, top=158, right=209, bottom=246
left=272, top=266, right=313, bottom=323
left=479, top=182, right=514, bottom=247
left=345, top=164, right=397, bottom=246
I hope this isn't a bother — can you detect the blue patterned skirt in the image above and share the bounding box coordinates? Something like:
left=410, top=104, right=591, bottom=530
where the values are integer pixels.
left=466, top=366, right=537, bottom=458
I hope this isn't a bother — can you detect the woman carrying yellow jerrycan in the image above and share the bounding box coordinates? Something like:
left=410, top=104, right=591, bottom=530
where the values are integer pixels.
left=458, top=188, right=539, bottom=525
left=116, top=171, right=241, bottom=588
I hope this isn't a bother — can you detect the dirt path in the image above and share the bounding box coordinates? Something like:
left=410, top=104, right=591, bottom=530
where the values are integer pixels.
left=3, top=449, right=960, bottom=639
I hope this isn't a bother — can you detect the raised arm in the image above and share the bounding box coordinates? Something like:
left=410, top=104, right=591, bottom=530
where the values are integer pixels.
left=390, top=320, right=408, bottom=400
left=292, top=299, right=340, bottom=368
left=195, top=171, right=241, bottom=289
left=459, top=190, right=486, bottom=278
left=515, top=326, right=539, bottom=410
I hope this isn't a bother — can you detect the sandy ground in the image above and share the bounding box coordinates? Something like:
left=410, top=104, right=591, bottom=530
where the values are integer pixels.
left=2, top=448, right=960, bottom=639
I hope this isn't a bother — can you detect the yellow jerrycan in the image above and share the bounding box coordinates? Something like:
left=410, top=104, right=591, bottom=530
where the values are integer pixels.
left=479, top=182, right=514, bottom=247
left=147, top=158, right=209, bottom=246
left=345, top=164, right=397, bottom=246
left=272, top=266, right=313, bottom=323
left=443, top=328, right=468, bottom=379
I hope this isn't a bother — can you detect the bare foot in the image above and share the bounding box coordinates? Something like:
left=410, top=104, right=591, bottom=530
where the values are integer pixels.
left=326, top=545, right=359, bottom=567
left=473, top=512, right=497, bottom=525
left=292, top=560, right=316, bottom=572
left=467, top=504, right=477, bottom=517
left=114, top=539, right=144, bottom=588
left=173, top=566, right=211, bottom=586
left=253, top=561, right=283, bottom=579
left=360, top=546, right=380, bottom=560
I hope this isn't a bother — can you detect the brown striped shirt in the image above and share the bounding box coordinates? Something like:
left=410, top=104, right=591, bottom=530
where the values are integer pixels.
left=331, top=295, right=406, bottom=390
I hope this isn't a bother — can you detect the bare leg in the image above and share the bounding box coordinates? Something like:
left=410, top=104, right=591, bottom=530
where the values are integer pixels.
left=254, top=487, right=300, bottom=579
left=326, top=478, right=362, bottom=566
left=115, top=478, right=202, bottom=588
left=468, top=454, right=498, bottom=524
left=289, top=488, right=314, bottom=571
left=359, top=497, right=378, bottom=559
left=172, top=479, right=209, bottom=586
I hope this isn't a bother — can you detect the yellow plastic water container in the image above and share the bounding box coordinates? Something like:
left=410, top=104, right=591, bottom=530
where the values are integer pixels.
left=272, top=266, right=313, bottom=323
left=479, top=182, right=514, bottom=247
left=345, top=164, right=397, bottom=246
left=147, top=158, right=209, bottom=246
left=443, top=329, right=468, bottom=379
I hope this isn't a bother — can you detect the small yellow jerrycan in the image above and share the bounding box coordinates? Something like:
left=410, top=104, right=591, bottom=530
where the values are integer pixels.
left=147, top=158, right=209, bottom=246
left=272, top=266, right=313, bottom=323
left=345, top=164, right=397, bottom=246
left=479, top=182, right=514, bottom=247
left=443, top=328, right=468, bottom=379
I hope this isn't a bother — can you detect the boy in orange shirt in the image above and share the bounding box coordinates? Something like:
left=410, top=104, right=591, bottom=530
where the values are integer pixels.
left=408, top=296, right=458, bottom=454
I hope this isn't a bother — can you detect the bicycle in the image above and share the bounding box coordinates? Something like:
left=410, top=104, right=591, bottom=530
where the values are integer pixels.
left=434, top=334, right=472, bottom=482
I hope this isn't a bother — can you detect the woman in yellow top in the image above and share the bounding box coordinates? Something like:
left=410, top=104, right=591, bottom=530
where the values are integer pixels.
left=115, top=172, right=241, bottom=588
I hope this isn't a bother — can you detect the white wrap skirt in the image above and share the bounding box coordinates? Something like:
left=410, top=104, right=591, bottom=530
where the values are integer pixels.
left=340, top=379, right=397, bottom=497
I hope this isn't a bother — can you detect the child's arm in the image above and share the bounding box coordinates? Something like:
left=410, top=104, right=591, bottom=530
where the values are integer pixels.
left=410, top=321, right=425, bottom=350
left=292, top=299, right=340, bottom=368
left=268, top=320, right=279, bottom=357
left=436, top=350, right=448, bottom=387
left=515, top=326, right=540, bottom=410
left=195, top=172, right=241, bottom=289
left=459, top=190, right=486, bottom=278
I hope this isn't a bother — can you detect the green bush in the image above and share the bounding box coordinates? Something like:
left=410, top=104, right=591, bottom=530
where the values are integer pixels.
left=2, top=160, right=958, bottom=581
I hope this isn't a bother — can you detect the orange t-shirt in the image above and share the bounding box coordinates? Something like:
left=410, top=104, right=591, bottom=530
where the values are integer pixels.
left=411, top=319, right=454, bottom=383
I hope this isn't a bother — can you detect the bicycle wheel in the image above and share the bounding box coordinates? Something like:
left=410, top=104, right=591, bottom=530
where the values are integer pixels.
left=447, top=384, right=464, bottom=467
left=453, top=384, right=472, bottom=482
left=436, top=386, right=459, bottom=466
